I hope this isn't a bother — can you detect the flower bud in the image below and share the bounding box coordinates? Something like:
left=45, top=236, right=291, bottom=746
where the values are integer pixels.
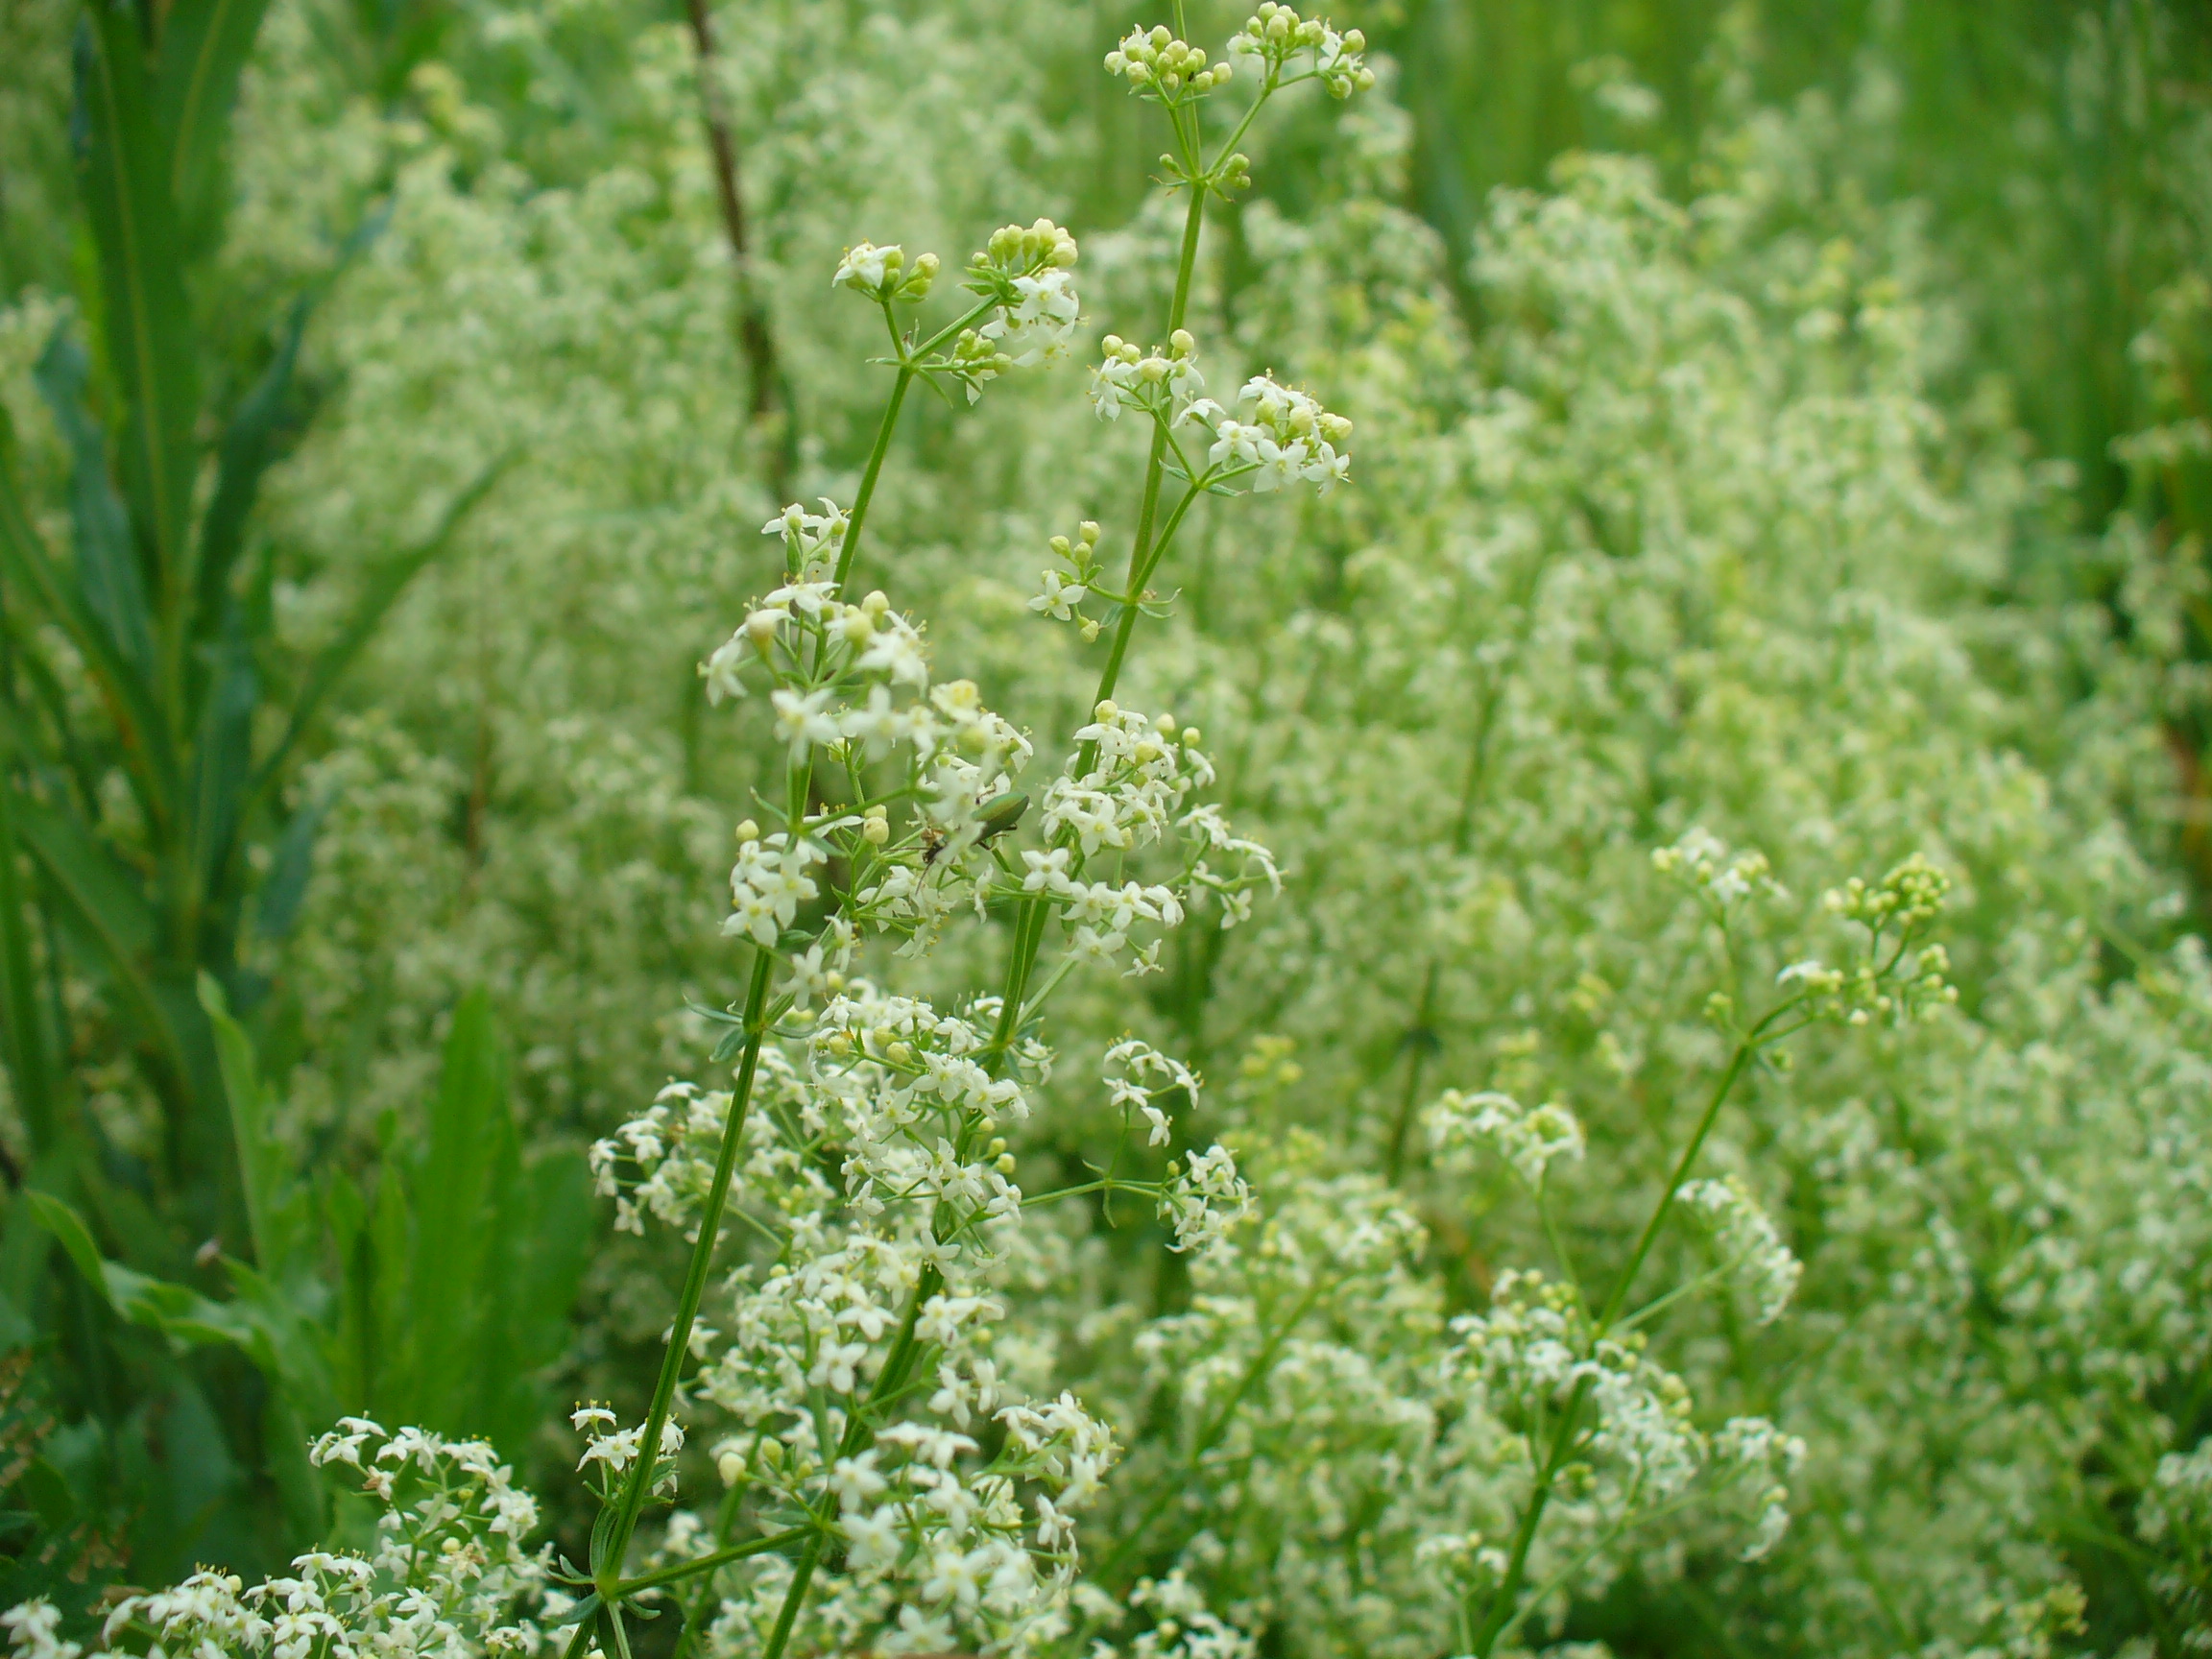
left=735, top=819, right=759, bottom=844
left=1079, top=520, right=1101, bottom=543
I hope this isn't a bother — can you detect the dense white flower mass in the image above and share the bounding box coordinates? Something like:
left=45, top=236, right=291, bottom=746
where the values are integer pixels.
left=8, top=1424, right=553, bottom=1659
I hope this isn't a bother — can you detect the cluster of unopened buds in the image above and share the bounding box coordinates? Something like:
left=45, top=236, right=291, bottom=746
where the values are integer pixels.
left=1232, top=4, right=1373, bottom=96
left=1106, top=25, right=1234, bottom=96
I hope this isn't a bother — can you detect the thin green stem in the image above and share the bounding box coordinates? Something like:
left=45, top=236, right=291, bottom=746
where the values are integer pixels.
left=1094, top=1275, right=1331, bottom=1583
left=1596, top=1037, right=1756, bottom=1330
left=1469, top=1025, right=1768, bottom=1656
left=596, top=948, right=777, bottom=1595
left=1094, top=483, right=1203, bottom=706
left=614, top=1526, right=811, bottom=1599
left=831, top=367, right=913, bottom=591
left=757, top=1527, right=830, bottom=1659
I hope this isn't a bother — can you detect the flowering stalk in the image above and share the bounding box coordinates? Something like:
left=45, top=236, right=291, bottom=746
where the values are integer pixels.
left=1454, top=841, right=1957, bottom=1654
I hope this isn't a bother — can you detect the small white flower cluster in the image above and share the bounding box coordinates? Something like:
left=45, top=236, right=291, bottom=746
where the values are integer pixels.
left=699, top=536, right=1041, bottom=954
left=1120, top=1144, right=1451, bottom=1643
left=1105, top=27, right=1234, bottom=100
left=1046, top=702, right=1200, bottom=853
left=571, top=1406, right=686, bottom=1495
left=596, top=976, right=1126, bottom=1654
left=1095, top=1571, right=1260, bottom=1659
left=0, top=1605, right=77, bottom=1659
left=830, top=242, right=938, bottom=305
left=1157, top=1143, right=1253, bottom=1254
left=1089, top=328, right=1207, bottom=423
left=1650, top=827, right=1783, bottom=909
left=966, top=218, right=1082, bottom=371
left=1030, top=519, right=1106, bottom=639
left=1428, top=1089, right=1587, bottom=1189
left=1090, top=332, right=1354, bottom=494
left=755, top=497, right=850, bottom=584
left=67, top=1421, right=548, bottom=1659
left=1448, top=1272, right=1802, bottom=1559
left=1677, top=1176, right=1804, bottom=1325
left=1179, top=373, right=1354, bottom=493
left=1105, top=1037, right=1202, bottom=1145
left=589, top=1074, right=809, bottom=1237
left=1711, top=1416, right=1808, bottom=1563
left=1229, top=4, right=1373, bottom=98
left=831, top=221, right=1081, bottom=401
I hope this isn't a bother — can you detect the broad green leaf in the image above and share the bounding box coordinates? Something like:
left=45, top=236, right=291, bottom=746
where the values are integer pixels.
left=75, top=6, right=199, bottom=608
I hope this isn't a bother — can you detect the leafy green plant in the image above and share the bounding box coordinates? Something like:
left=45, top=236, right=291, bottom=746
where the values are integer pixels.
left=0, top=0, right=508, bottom=1578
left=25, top=985, right=588, bottom=1574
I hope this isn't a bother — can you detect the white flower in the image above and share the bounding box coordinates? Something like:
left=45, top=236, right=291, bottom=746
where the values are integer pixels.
left=1429, top=1090, right=1586, bottom=1188
left=771, top=686, right=843, bottom=756
left=1029, top=568, right=1089, bottom=620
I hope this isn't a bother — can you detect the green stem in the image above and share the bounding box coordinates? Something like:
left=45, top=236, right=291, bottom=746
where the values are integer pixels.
left=1596, top=1037, right=1756, bottom=1330
left=1468, top=1032, right=1764, bottom=1656
left=613, top=1525, right=811, bottom=1599
left=596, top=948, right=777, bottom=1596
left=1094, top=1275, right=1331, bottom=1583
left=831, top=366, right=912, bottom=591
left=1094, top=483, right=1202, bottom=706
left=757, top=1526, right=830, bottom=1659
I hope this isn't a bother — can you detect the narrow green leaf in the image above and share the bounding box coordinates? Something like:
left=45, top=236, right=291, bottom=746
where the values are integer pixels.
left=8, top=327, right=180, bottom=819
left=254, top=788, right=333, bottom=942
left=247, top=451, right=515, bottom=815
left=11, top=791, right=192, bottom=1097
left=23, top=1190, right=108, bottom=1305
left=31, top=328, right=155, bottom=678
left=75, top=5, right=199, bottom=607
left=0, top=771, right=55, bottom=1153
left=193, top=296, right=306, bottom=649
left=153, top=0, right=276, bottom=260
left=189, top=619, right=257, bottom=900
left=193, top=204, right=390, bottom=651
left=198, top=973, right=276, bottom=1274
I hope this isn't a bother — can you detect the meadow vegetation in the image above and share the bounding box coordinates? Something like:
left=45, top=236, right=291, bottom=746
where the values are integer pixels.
left=1, top=0, right=2210, bottom=1655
